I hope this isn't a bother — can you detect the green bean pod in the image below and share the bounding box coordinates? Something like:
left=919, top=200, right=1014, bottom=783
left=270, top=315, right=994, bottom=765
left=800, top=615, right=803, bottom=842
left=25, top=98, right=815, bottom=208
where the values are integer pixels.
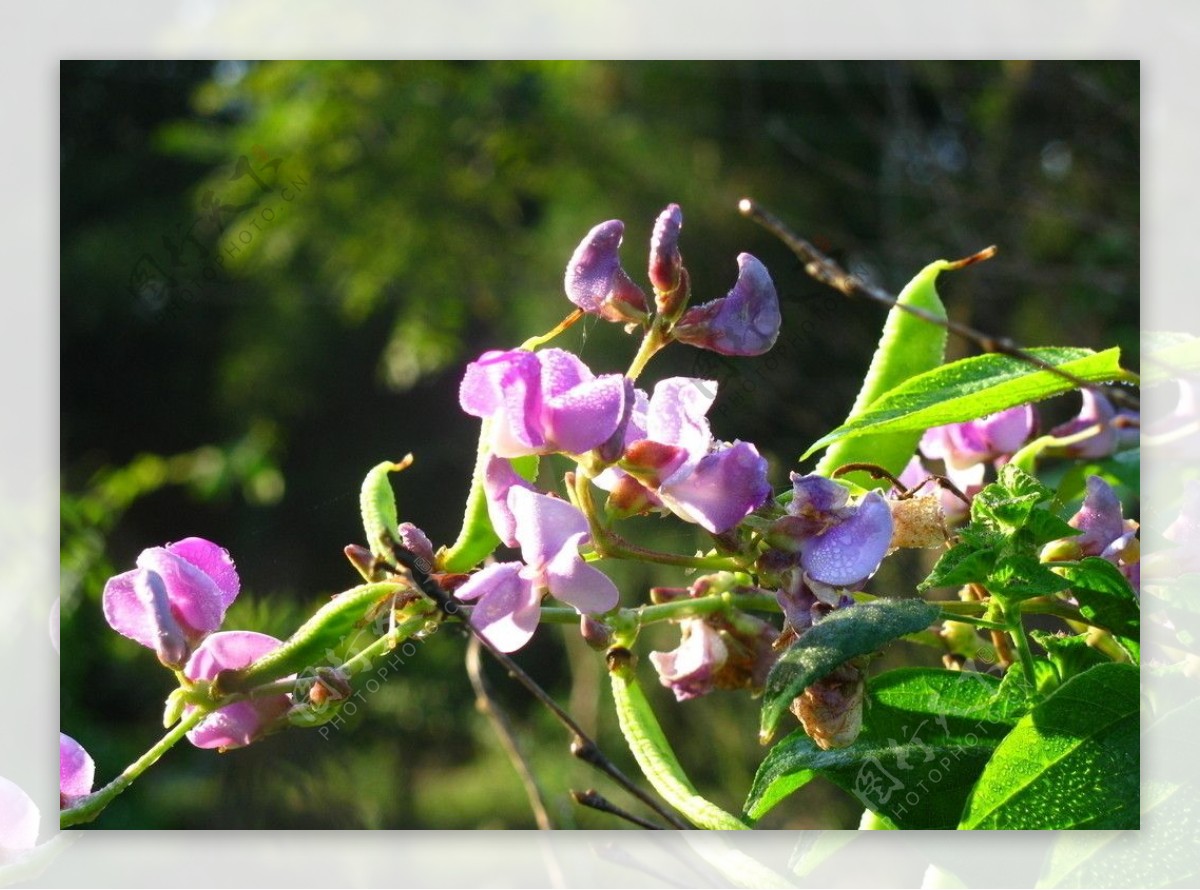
left=608, top=651, right=749, bottom=830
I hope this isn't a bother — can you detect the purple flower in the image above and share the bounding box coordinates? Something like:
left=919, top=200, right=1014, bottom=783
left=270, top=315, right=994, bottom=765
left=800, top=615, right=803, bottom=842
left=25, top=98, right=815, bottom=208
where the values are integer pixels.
left=564, top=219, right=649, bottom=323
left=455, top=488, right=619, bottom=652
left=183, top=631, right=292, bottom=750
left=672, top=253, right=781, bottom=357
left=649, top=619, right=728, bottom=701
left=598, top=377, right=771, bottom=534
left=0, top=776, right=38, bottom=859
left=1066, top=476, right=1140, bottom=592
left=920, top=405, right=1034, bottom=489
left=102, top=537, right=240, bottom=668
left=59, top=733, right=94, bottom=809
left=1050, top=389, right=1139, bottom=458
left=766, top=473, right=894, bottom=603
left=459, top=348, right=630, bottom=459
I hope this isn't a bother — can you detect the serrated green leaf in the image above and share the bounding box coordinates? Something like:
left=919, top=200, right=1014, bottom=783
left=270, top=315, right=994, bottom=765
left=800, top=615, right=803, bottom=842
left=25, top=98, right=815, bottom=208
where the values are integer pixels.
left=987, top=554, right=1072, bottom=601
left=814, top=256, right=950, bottom=487
left=972, top=488, right=1044, bottom=531
left=959, top=662, right=1139, bottom=829
left=1023, top=508, right=1081, bottom=547
left=748, top=668, right=1018, bottom=828
left=801, top=347, right=1134, bottom=461
left=760, top=599, right=941, bottom=741
left=997, top=463, right=1052, bottom=500
left=1030, top=630, right=1111, bottom=684
left=1052, top=557, right=1140, bottom=640
left=919, top=543, right=996, bottom=590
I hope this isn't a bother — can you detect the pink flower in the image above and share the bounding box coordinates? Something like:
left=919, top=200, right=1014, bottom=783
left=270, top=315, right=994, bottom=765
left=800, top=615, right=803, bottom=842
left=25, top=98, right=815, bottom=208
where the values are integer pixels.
left=919, top=405, right=1035, bottom=494
left=183, top=631, right=292, bottom=750
left=102, top=537, right=240, bottom=668
left=459, top=348, right=630, bottom=459
left=59, top=733, right=94, bottom=809
left=597, top=377, right=771, bottom=534
left=649, top=619, right=728, bottom=702
left=455, top=488, right=619, bottom=653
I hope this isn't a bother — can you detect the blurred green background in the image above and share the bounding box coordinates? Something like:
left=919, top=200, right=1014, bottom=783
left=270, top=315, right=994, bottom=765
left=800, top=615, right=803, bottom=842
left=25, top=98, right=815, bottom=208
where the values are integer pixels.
left=60, top=60, right=1138, bottom=829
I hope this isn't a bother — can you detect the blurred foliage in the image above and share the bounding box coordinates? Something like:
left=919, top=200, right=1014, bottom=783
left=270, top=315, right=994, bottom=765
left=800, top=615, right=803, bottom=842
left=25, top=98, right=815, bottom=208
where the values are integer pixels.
left=61, top=60, right=1138, bottom=829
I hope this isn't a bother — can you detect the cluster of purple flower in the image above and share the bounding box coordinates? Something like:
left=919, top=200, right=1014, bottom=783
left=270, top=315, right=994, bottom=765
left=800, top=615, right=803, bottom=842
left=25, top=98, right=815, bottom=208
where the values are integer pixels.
left=452, top=205, right=783, bottom=659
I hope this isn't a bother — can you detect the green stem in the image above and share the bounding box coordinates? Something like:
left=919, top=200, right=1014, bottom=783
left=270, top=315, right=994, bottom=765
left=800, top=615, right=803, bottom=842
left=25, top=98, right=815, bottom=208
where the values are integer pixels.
left=572, top=468, right=744, bottom=572
left=520, top=309, right=585, bottom=351
left=530, top=590, right=779, bottom=628
left=608, top=652, right=749, bottom=830
left=60, top=706, right=209, bottom=828
left=999, top=598, right=1040, bottom=694
left=626, top=324, right=671, bottom=381
left=937, top=610, right=1009, bottom=631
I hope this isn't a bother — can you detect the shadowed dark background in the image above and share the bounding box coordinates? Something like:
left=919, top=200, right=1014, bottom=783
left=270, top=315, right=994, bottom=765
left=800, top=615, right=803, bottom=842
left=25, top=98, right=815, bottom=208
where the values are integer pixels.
left=60, top=60, right=1138, bottom=828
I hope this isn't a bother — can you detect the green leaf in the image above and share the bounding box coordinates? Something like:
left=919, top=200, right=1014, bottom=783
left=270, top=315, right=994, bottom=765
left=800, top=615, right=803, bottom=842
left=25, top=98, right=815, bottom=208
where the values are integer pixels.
left=1030, top=630, right=1111, bottom=684
left=801, top=347, right=1134, bottom=461
left=747, top=668, right=1019, bottom=828
left=959, top=662, right=1139, bottom=829
left=1052, top=557, right=1140, bottom=641
left=760, top=598, right=941, bottom=742
left=919, top=543, right=995, bottom=590
left=813, top=255, right=950, bottom=487
left=215, top=582, right=410, bottom=694
left=987, top=554, right=1072, bottom=601
left=1022, top=508, right=1081, bottom=547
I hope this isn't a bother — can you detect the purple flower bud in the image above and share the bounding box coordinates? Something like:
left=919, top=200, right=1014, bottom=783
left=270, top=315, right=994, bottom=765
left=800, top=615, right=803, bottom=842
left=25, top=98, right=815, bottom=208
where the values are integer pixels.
left=579, top=614, right=613, bottom=650
left=649, top=203, right=684, bottom=293
left=102, top=538, right=240, bottom=662
left=564, top=219, right=649, bottom=323
left=459, top=348, right=630, bottom=459
left=398, top=523, right=435, bottom=569
left=183, top=631, right=292, bottom=750
left=59, top=732, right=95, bottom=809
left=1, top=775, right=38, bottom=856
left=672, top=254, right=781, bottom=356
left=649, top=619, right=728, bottom=702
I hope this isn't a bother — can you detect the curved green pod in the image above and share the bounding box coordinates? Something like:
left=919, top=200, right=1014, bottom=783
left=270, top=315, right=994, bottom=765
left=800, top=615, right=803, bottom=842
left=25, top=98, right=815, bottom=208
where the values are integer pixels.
left=215, top=581, right=408, bottom=694
left=813, top=251, right=992, bottom=486
left=608, top=651, right=749, bottom=830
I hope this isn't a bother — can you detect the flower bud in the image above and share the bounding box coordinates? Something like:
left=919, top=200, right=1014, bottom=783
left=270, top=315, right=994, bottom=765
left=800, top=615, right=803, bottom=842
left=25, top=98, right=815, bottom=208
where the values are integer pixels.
left=605, top=473, right=659, bottom=521
left=649, top=203, right=683, bottom=295
left=564, top=220, right=649, bottom=323
left=344, top=543, right=384, bottom=581
left=620, top=439, right=688, bottom=488
left=579, top=614, right=613, bottom=650
left=59, top=732, right=95, bottom=809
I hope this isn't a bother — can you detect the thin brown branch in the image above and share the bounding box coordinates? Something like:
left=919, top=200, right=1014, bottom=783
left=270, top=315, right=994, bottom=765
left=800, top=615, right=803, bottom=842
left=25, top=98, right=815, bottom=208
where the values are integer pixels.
left=737, top=197, right=1139, bottom=410
left=571, top=788, right=666, bottom=830
left=466, top=635, right=553, bottom=830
